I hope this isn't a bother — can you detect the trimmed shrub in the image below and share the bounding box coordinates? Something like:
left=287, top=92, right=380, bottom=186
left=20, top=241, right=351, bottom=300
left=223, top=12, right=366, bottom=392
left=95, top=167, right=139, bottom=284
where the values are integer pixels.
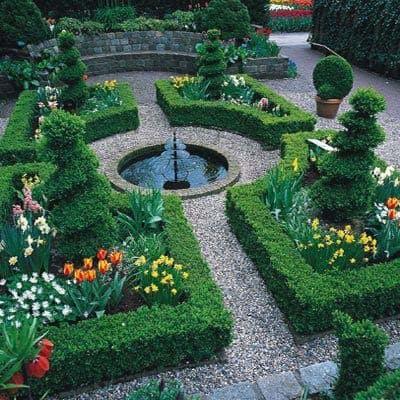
left=156, top=76, right=316, bottom=148
left=54, top=17, right=83, bottom=36
left=311, top=88, right=386, bottom=220
left=81, top=20, right=106, bottom=35
left=333, top=311, right=388, bottom=400
left=94, top=5, right=136, bottom=30
left=355, top=370, right=400, bottom=400
left=57, top=31, right=88, bottom=109
left=0, top=0, right=49, bottom=48
left=39, top=110, right=115, bottom=258
left=201, top=0, right=251, bottom=40
left=313, top=55, right=353, bottom=100
left=197, top=29, right=227, bottom=99
left=242, top=0, right=269, bottom=26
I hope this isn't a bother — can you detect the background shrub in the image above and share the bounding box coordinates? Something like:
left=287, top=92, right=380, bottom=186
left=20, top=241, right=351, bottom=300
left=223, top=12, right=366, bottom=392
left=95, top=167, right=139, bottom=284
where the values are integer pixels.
left=39, top=110, right=115, bottom=259
left=333, top=311, right=388, bottom=400
left=0, top=0, right=49, bottom=48
left=54, top=17, right=84, bottom=36
left=94, top=5, right=136, bottom=30
left=200, top=0, right=251, bottom=41
left=311, top=88, right=386, bottom=221
left=313, top=55, right=353, bottom=99
left=242, top=0, right=269, bottom=26
left=81, top=20, right=106, bottom=35
left=355, top=369, right=400, bottom=400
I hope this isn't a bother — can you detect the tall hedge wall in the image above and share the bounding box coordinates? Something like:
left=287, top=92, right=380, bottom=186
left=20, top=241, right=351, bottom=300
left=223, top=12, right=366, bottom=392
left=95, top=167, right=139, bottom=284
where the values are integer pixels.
left=312, top=0, right=400, bottom=77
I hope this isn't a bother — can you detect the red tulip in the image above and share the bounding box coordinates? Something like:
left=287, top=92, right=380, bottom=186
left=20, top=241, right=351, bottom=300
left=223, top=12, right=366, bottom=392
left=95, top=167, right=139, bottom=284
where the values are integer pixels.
left=386, top=197, right=399, bottom=209
left=39, top=338, right=54, bottom=359
left=85, top=269, right=97, bottom=282
left=63, top=262, right=74, bottom=276
left=8, top=372, right=24, bottom=394
left=109, top=251, right=122, bottom=265
left=98, top=260, right=110, bottom=274
left=97, top=248, right=107, bottom=260
left=83, top=257, right=93, bottom=270
left=26, top=356, right=50, bottom=379
left=388, top=208, right=397, bottom=220
left=74, top=268, right=85, bottom=283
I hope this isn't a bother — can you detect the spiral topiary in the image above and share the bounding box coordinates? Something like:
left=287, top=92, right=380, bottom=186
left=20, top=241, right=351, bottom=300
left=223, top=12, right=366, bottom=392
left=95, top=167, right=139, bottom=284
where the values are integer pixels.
left=39, top=110, right=116, bottom=259
left=197, top=29, right=227, bottom=100
left=313, top=55, right=354, bottom=100
left=202, top=0, right=251, bottom=41
left=311, top=88, right=386, bottom=221
left=57, top=31, right=88, bottom=109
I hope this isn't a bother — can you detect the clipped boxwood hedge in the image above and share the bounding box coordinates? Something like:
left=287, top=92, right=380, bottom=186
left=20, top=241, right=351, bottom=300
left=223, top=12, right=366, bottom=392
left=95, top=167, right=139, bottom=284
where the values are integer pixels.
left=355, top=369, right=400, bottom=400
left=0, top=83, right=139, bottom=166
left=226, top=130, right=400, bottom=335
left=155, top=75, right=316, bottom=148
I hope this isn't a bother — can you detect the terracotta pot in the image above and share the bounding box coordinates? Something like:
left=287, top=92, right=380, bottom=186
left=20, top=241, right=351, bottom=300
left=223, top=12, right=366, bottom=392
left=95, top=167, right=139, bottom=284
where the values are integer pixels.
left=315, top=96, right=343, bottom=119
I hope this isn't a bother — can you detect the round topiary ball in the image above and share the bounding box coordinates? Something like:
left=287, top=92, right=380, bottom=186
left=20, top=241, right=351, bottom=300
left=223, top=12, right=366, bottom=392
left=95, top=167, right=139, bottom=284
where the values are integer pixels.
left=203, top=0, right=251, bottom=41
left=313, top=55, right=354, bottom=100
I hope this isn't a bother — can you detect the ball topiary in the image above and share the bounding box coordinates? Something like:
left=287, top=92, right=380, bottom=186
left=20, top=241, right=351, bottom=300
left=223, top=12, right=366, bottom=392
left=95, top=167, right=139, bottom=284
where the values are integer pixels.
left=311, top=88, right=386, bottom=221
left=57, top=31, right=88, bottom=109
left=0, top=0, right=50, bottom=48
left=202, top=0, right=251, bottom=41
left=313, top=55, right=354, bottom=99
left=39, top=110, right=116, bottom=259
left=197, top=29, right=227, bottom=100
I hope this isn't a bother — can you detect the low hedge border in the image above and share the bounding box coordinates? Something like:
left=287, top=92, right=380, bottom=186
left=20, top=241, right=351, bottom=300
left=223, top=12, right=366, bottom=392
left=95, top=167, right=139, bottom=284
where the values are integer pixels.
left=226, top=130, right=400, bottom=335
left=355, top=369, right=400, bottom=399
left=0, top=83, right=139, bottom=166
left=155, top=75, right=316, bottom=149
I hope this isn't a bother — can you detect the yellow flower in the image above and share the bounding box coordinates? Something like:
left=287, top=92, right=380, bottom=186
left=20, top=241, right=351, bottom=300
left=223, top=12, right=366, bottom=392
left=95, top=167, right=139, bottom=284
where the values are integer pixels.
left=151, top=283, right=159, bottom=292
left=317, top=243, right=325, bottom=248
left=292, top=157, right=299, bottom=172
left=311, top=218, right=319, bottom=231
left=350, top=258, right=356, bottom=264
left=144, top=286, right=151, bottom=294
left=134, top=255, right=146, bottom=267
left=313, top=233, right=321, bottom=240
left=337, top=230, right=345, bottom=239
left=182, top=272, right=189, bottom=279
left=171, top=288, right=177, bottom=295
left=345, top=234, right=355, bottom=244
left=151, top=271, right=159, bottom=278
left=174, top=264, right=183, bottom=271
left=134, top=285, right=141, bottom=292
left=344, top=225, right=352, bottom=232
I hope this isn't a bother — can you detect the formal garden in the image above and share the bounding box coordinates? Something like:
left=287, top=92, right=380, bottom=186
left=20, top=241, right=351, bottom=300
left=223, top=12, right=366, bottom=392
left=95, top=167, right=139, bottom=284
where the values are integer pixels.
left=1, top=0, right=400, bottom=399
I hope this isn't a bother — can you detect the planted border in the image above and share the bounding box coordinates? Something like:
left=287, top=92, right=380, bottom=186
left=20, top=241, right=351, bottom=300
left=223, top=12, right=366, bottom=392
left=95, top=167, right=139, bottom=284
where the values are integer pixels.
left=155, top=75, right=316, bottom=148
left=226, top=131, right=400, bottom=335
left=0, top=83, right=139, bottom=166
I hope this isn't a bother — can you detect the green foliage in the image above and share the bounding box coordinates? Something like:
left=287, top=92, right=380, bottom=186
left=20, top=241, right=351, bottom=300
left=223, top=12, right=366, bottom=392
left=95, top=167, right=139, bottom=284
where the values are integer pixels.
left=164, top=10, right=195, bottom=30
left=0, top=60, right=40, bottom=90
left=311, top=88, right=386, bottom=221
left=117, top=190, right=165, bottom=237
left=126, top=379, right=201, bottom=400
left=117, top=17, right=179, bottom=32
left=81, top=20, right=105, bottom=35
left=241, top=0, right=269, bottom=26
left=312, top=0, right=400, bottom=76
left=180, top=79, right=210, bottom=101
left=28, top=195, right=232, bottom=397
left=54, top=17, right=83, bottom=35
left=355, top=370, right=400, bottom=400
left=95, top=5, right=136, bottom=30
left=270, top=16, right=312, bottom=32
left=313, top=55, right=353, bottom=99
left=197, top=29, right=227, bottom=99
left=39, top=110, right=115, bottom=259
left=201, top=0, right=251, bottom=40
left=0, top=0, right=49, bottom=48
left=333, top=311, right=388, bottom=400
left=79, top=81, right=122, bottom=115
left=57, top=31, right=88, bottom=109
left=156, top=76, right=316, bottom=149
left=247, top=35, right=280, bottom=58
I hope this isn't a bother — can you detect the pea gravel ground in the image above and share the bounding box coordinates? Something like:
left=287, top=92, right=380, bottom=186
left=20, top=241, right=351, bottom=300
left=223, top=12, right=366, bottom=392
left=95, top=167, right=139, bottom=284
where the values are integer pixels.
left=1, top=34, right=399, bottom=399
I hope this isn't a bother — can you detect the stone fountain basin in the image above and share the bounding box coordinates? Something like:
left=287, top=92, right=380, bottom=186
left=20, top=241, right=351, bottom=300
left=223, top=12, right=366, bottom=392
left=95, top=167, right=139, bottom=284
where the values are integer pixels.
left=105, top=140, right=240, bottom=199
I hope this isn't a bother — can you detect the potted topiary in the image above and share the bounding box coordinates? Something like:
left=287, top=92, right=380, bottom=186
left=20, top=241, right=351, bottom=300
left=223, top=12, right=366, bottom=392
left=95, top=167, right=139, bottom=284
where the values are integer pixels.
left=313, top=55, right=354, bottom=119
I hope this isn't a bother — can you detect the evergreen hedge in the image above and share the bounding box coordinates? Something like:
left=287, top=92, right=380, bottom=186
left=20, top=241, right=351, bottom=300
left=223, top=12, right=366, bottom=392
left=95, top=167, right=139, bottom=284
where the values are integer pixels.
left=355, top=370, right=400, bottom=400
left=226, top=130, right=400, bottom=335
left=312, top=0, right=400, bottom=77
left=155, top=76, right=316, bottom=149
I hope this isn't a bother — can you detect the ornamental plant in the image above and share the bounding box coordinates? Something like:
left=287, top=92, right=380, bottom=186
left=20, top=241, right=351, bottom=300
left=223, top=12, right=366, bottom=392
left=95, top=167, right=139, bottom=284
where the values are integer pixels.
left=333, top=311, right=388, bottom=400
left=313, top=55, right=353, bottom=100
left=197, top=29, right=227, bottom=99
left=242, top=0, right=269, bottom=26
left=39, top=110, right=116, bottom=258
left=57, top=31, right=88, bottom=109
left=133, top=255, right=189, bottom=306
left=311, top=88, right=387, bottom=220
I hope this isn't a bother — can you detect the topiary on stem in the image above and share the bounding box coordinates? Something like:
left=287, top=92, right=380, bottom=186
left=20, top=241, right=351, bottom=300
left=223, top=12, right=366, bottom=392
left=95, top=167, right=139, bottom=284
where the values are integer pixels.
left=197, top=29, right=227, bottom=100
left=57, top=31, right=88, bottom=109
left=313, top=55, right=354, bottom=100
left=333, top=311, right=388, bottom=400
left=39, top=110, right=115, bottom=259
left=311, top=88, right=386, bottom=221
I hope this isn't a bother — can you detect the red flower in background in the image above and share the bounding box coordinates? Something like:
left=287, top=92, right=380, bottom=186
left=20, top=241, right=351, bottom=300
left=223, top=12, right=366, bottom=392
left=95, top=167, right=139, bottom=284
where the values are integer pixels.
left=39, top=338, right=54, bottom=359
left=26, top=356, right=50, bottom=379
left=97, top=248, right=107, bottom=260
left=270, top=9, right=312, bottom=17
left=256, top=27, right=272, bottom=36
left=8, top=372, right=24, bottom=394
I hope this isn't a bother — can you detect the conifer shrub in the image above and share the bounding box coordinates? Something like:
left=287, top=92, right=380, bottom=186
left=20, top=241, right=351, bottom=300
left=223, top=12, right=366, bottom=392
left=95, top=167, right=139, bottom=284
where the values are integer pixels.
left=311, top=88, right=386, bottom=220
left=242, top=0, right=269, bottom=26
left=0, top=0, right=50, bottom=48
left=333, top=311, right=388, bottom=400
left=197, top=29, right=227, bottom=100
left=57, top=31, right=88, bottom=109
left=39, top=110, right=115, bottom=259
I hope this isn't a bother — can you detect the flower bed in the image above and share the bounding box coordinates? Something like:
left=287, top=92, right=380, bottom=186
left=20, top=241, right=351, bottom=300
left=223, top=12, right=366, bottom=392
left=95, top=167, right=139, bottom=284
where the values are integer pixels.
left=270, top=0, right=313, bottom=32
left=0, top=82, right=139, bottom=166
left=155, top=75, right=316, bottom=148
left=226, top=130, right=400, bottom=335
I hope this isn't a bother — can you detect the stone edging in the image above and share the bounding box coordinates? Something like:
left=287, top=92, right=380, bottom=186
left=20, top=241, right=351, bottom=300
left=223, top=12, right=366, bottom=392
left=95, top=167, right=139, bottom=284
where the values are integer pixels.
left=204, top=342, right=400, bottom=399
left=104, top=139, right=240, bottom=199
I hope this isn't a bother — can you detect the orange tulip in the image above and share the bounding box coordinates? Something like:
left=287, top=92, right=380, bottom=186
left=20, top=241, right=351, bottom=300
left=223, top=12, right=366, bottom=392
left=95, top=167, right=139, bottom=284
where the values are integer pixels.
left=83, top=257, right=93, bottom=270
left=109, top=251, right=122, bottom=265
left=86, top=269, right=97, bottom=282
left=98, top=259, right=110, bottom=274
left=74, top=268, right=85, bottom=283
left=63, top=262, right=74, bottom=276
left=388, top=209, right=398, bottom=220
left=39, top=338, right=54, bottom=359
left=97, top=248, right=107, bottom=260
left=386, top=197, right=399, bottom=209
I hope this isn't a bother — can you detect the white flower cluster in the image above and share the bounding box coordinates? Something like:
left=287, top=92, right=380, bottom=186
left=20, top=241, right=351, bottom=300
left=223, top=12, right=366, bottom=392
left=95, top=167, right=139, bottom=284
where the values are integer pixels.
left=270, top=4, right=293, bottom=9
left=0, top=272, right=74, bottom=328
left=223, top=75, right=246, bottom=88
left=372, top=166, right=399, bottom=186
